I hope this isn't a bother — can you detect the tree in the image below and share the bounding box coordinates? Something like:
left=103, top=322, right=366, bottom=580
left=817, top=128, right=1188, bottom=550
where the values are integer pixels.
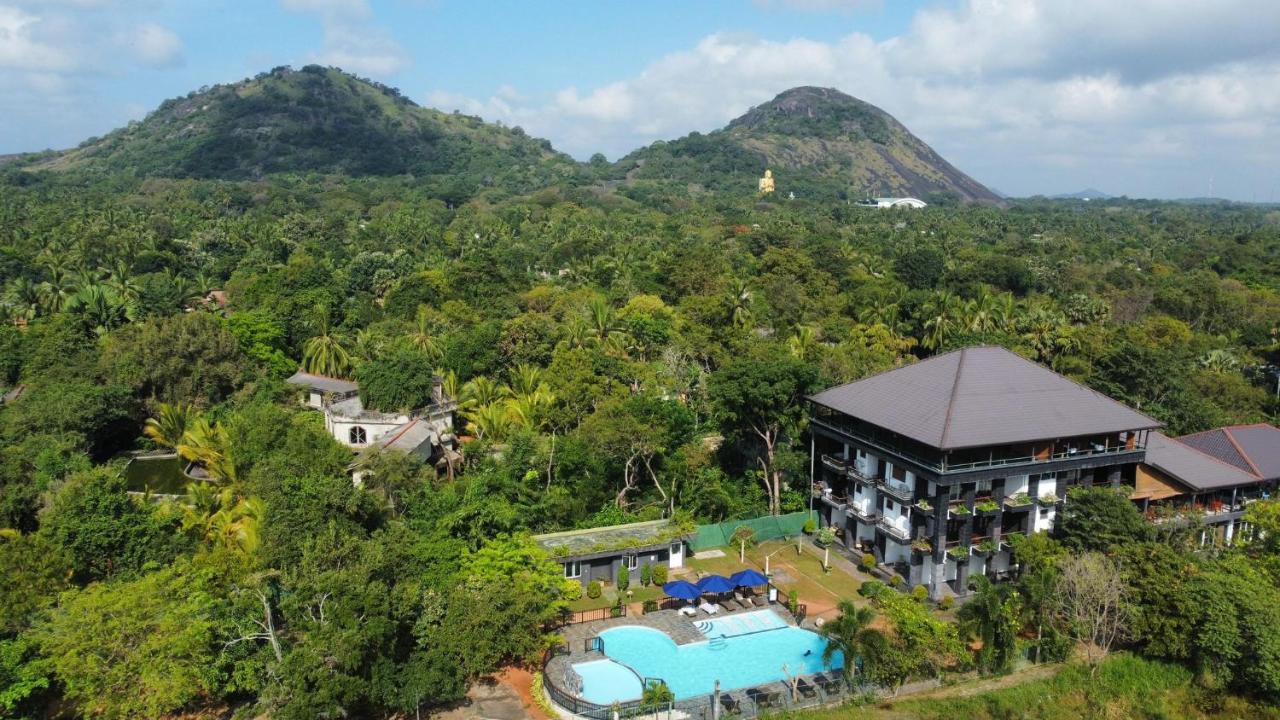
left=730, top=525, right=756, bottom=563
left=708, top=354, right=819, bottom=514
left=958, top=575, right=1023, bottom=674
left=356, top=347, right=439, bottom=412
left=819, top=600, right=882, bottom=689
left=894, top=244, right=946, bottom=290
left=40, top=468, right=184, bottom=582
left=34, top=559, right=224, bottom=719
left=100, top=312, right=250, bottom=405
left=1054, top=552, right=1128, bottom=673
left=0, top=532, right=71, bottom=635
left=1052, top=487, right=1154, bottom=552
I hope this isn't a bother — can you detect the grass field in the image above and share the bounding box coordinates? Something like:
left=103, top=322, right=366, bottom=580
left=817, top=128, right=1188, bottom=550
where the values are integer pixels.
left=777, top=654, right=1279, bottom=720
left=685, top=539, right=871, bottom=616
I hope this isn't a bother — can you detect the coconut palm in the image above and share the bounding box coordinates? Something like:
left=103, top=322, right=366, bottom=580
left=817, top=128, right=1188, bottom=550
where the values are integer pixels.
left=466, top=402, right=512, bottom=441
left=144, top=402, right=194, bottom=450
left=820, top=600, right=884, bottom=689
left=462, top=375, right=512, bottom=408
left=66, top=284, right=136, bottom=335
left=787, top=325, right=819, bottom=361
left=3, top=277, right=41, bottom=324
left=727, top=279, right=754, bottom=328
left=407, top=305, right=440, bottom=359
left=507, top=363, right=547, bottom=398
left=301, top=326, right=353, bottom=379
left=177, top=418, right=236, bottom=483
left=37, top=269, right=78, bottom=314
left=181, top=485, right=262, bottom=555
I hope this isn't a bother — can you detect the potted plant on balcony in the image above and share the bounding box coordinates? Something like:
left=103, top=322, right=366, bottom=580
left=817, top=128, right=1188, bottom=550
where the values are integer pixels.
left=947, top=546, right=970, bottom=562
left=975, top=538, right=1000, bottom=556
left=1004, top=492, right=1032, bottom=508
left=915, top=498, right=932, bottom=512
left=1036, top=493, right=1060, bottom=507
left=949, top=503, right=971, bottom=518
left=974, top=499, right=1001, bottom=516
left=911, top=537, right=932, bottom=554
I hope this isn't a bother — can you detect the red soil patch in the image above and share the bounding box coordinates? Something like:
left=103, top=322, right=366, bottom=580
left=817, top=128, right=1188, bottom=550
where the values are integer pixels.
left=497, top=666, right=551, bottom=720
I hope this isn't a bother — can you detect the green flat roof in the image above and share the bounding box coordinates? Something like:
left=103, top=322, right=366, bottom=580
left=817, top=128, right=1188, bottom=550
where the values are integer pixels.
left=533, top=519, right=692, bottom=558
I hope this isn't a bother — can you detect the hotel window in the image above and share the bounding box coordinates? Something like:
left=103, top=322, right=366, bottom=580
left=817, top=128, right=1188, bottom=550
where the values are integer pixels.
left=349, top=426, right=367, bottom=444
left=886, top=499, right=896, bottom=512
left=564, top=561, right=581, bottom=579
left=670, top=541, right=682, bottom=556
left=623, top=555, right=639, bottom=570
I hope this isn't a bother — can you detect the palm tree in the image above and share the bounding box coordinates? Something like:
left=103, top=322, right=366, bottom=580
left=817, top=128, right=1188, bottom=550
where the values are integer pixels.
left=301, top=322, right=353, bottom=379
left=408, top=305, right=440, bottom=359
left=787, top=325, right=819, bottom=361
left=37, top=269, right=78, bottom=314
left=727, top=279, right=753, bottom=328
left=466, top=402, right=512, bottom=441
left=921, top=291, right=961, bottom=351
left=462, top=376, right=511, bottom=408
left=3, top=277, right=41, bottom=324
left=507, top=363, right=546, bottom=398
left=958, top=575, right=1023, bottom=674
left=66, top=284, right=136, bottom=335
left=181, top=486, right=262, bottom=555
left=820, top=600, right=883, bottom=690
left=177, top=418, right=236, bottom=483
left=144, top=402, right=194, bottom=450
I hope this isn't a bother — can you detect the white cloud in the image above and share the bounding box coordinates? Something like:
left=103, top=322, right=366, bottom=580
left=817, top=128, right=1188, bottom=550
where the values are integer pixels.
left=427, top=0, right=1280, bottom=199
left=282, top=0, right=408, bottom=77
left=0, top=5, right=75, bottom=72
left=130, top=22, right=183, bottom=68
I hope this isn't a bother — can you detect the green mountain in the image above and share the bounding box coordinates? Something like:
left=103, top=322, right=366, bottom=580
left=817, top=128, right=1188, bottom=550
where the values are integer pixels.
left=36, top=66, right=581, bottom=197
left=614, top=86, right=999, bottom=202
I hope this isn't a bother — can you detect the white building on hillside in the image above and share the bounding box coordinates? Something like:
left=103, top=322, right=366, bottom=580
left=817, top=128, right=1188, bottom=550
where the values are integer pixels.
left=863, top=197, right=928, bottom=209
left=285, top=371, right=458, bottom=473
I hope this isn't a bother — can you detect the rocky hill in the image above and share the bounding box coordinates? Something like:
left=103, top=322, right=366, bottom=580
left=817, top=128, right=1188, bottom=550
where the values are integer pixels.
left=35, top=66, right=581, bottom=198
left=614, top=86, right=998, bottom=202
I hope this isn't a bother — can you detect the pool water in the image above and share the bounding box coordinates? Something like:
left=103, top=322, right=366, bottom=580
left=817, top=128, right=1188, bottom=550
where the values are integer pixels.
left=124, top=455, right=193, bottom=495
left=575, top=610, right=843, bottom=702
left=573, top=659, right=644, bottom=704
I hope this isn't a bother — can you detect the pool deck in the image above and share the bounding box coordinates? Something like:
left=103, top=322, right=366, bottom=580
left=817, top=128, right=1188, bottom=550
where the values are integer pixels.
left=546, top=602, right=844, bottom=718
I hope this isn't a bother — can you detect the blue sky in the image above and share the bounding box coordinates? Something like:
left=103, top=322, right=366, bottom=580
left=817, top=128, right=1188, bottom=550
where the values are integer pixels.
left=3, top=0, right=1280, bottom=200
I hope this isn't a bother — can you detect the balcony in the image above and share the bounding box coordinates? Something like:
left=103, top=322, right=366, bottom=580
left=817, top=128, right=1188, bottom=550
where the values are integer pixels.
left=847, top=503, right=878, bottom=524
left=877, top=478, right=915, bottom=504
left=876, top=518, right=912, bottom=544
left=820, top=454, right=851, bottom=475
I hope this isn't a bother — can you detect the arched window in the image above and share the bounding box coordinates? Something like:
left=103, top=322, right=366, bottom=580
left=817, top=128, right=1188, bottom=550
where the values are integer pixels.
left=349, top=426, right=367, bottom=445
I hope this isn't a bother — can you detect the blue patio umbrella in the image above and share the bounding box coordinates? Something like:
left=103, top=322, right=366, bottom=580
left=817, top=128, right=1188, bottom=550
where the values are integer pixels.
left=696, top=574, right=736, bottom=594
left=729, top=568, right=769, bottom=587
left=662, top=580, right=701, bottom=600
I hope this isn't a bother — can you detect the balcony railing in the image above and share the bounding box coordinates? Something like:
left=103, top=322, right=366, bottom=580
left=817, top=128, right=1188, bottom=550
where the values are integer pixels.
left=811, top=414, right=1146, bottom=475
left=820, top=454, right=851, bottom=474
left=877, top=479, right=915, bottom=504
left=876, top=518, right=912, bottom=543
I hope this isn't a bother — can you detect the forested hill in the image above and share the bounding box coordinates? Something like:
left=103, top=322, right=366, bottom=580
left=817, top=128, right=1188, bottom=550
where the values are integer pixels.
left=613, top=86, right=999, bottom=202
left=31, top=66, right=583, bottom=200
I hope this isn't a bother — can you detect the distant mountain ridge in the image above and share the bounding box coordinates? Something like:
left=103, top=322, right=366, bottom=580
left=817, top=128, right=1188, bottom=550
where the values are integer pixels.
left=24, top=72, right=996, bottom=203
left=614, top=86, right=1000, bottom=202
left=1050, top=188, right=1113, bottom=200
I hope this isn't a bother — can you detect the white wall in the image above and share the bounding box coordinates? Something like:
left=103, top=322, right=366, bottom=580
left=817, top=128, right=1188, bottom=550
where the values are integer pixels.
left=1006, top=474, right=1029, bottom=496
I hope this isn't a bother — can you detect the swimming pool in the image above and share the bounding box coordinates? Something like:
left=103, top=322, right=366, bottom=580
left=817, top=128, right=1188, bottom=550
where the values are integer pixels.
left=572, top=609, right=842, bottom=703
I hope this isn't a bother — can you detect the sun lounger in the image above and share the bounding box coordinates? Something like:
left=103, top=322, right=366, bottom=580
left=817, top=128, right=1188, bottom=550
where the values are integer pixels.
left=678, top=605, right=697, bottom=617
left=813, top=673, right=840, bottom=695
left=796, top=678, right=818, bottom=699
left=720, top=599, right=740, bottom=612
left=699, top=601, right=719, bottom=615
left=720, top=694, right=742, bottom=716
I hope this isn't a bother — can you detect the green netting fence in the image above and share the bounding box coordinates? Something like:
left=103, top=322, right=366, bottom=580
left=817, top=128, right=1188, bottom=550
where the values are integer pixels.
left=689, top=510, right=817, bottom=552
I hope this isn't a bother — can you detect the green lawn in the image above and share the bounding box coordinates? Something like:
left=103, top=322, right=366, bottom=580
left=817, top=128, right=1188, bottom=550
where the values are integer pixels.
left=687, top=539, right=870, bottom=614
left=567, top=581, right=665, bottom=612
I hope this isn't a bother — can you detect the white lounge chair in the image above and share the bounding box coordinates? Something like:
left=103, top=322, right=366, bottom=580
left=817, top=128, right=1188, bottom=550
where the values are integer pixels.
left=678, top=605, right=697, bottom=617
left=699, top=601, right=720, bottom=615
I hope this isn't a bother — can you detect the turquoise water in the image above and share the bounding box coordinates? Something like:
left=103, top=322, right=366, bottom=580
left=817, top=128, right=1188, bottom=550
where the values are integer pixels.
left=577, top=610, right=843, bottom=702
left=574, top=659, right=644, bottom=704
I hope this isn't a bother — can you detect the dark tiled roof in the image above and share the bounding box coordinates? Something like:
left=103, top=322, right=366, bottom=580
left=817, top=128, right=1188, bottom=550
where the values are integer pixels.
left=285, top=371, right=359, bottom=395
left=1181, top=424, right=1280, bottom=482
left=1143, top=432, right=1262, bottom=491
left=809, top=346, right=1161, bottom=450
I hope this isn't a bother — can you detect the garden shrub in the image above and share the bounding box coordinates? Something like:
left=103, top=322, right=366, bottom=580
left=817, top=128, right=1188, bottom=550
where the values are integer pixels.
left=642, top=599, right=659, bottom=614
left=587, top=580, right=602, bottom=599
left=617, top=565, right=630, bottom=591
left=861, top=553, right=877, bottom=572
left=939, top=595, right=955, bottom=611
left=640, top=564, right=651, bottom=587
left=912, top=584, right=928, bottom=602
left=803, top=518, right=817, bottom=534
left=788, top=589, right=799, bottom=615
left=859, top=579, right=887, bottom=598
left=889, top=574, right=904, bottom=587
left=652, top=564, right=668, bottom=585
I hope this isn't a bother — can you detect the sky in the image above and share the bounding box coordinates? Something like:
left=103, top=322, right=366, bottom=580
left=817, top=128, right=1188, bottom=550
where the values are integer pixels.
left=3, top=0, right=1280, bottom=201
